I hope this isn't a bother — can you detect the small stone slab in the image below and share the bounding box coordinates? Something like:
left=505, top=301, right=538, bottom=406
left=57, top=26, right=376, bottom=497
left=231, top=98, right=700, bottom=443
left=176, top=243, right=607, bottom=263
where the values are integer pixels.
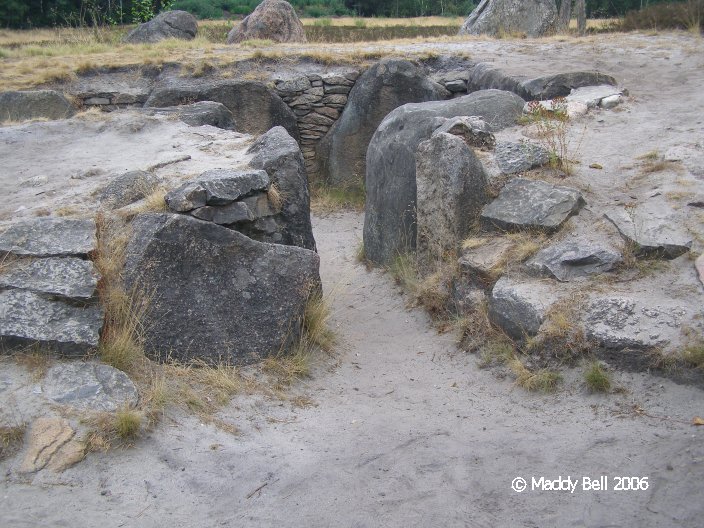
left=458, top=238, right=514, bottom=281
left=604, top=206, right=692, bottom=259
left=19, top=417, right=84, bottom=474
left=481, top=178, right=585, bottom=232
left=0, top=290, right=103, bottom=355
left=494, top=141, right=550, bottom=174
left=432, top=116, right=496, bottom=149
left=584, top=296, right=688, bottom=349
left=43, top=362, right=139, bottom=412
left=0, top=218, right=97, bottom=258
left=165, top=170, right=269, bottom=212
left=566, top=85, right=624, bottom=109
left=527, top=240, right=622, bottom=281
left=99, top=170, right=160, bottom=210
left=192, top=202, right=254, bottom=225
left=488, top=276, right=562, bottom=340
left=0, top=257, right=100, bottom=299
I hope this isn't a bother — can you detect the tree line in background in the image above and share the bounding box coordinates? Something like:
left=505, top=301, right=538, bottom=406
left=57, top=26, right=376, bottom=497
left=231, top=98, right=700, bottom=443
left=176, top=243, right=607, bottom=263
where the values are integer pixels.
left=0, top=0, right=696, bottom=28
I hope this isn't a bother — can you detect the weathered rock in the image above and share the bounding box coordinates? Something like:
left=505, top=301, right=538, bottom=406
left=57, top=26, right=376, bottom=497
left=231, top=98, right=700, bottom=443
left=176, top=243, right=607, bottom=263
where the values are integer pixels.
left=364, top=89, right=526, bottom=265
left=19, top=417, right=84, bottom=473
left=144, top=79, right=299, bottom=141
left=445, top=79, right=468, bottom=92
left=432, top=116, right=496, bottom=149
left=191, top=202, right=254, bottom=224
left=584, top=296, right=689, bottom=350
left=123, top=213, right=320, bottom=365
left=165, top=170, right=269, bottom=212
left=317, top=58, right=450, bottom=187
left=604, top=205, right=692, bottom=259
left=481, top=178, right=585, bottom=232
left=696, top=254, right=704, bottom=287
left=0, top=218, right=96, bottom=258
left=99, top=170, right=161, bottom=209
left=489, top=276, right=562, bottom=339
left=43, top=362, right=139, bottom=411
left=0, top=290, right=103, bottom=355
left=458, top=238, right=514, bottom=283
left=415, top=133, right=490, bottom=267
left=565, top=84, right=624, bottom=109
left=0, top=90, right=75, bottom=122
left=527, top=240, right=622, bottom=281
left=123, top=10, right=197, bottom=44
left=0, top=257, right=100, bottom=299
left=467, top=63, right=527, bottom=98
left=494, top=141, right=550, bottom=174
left=227, top=0, right=306, bottom=44
left=139, top=101, right=236, bottom=130
left=247, top=126, right=316, bottom=251
left=600, top=94, right=623, bottom=109
left=521, top=71, right=617, bottom=101
left=459, top=0, right=558, bottom=38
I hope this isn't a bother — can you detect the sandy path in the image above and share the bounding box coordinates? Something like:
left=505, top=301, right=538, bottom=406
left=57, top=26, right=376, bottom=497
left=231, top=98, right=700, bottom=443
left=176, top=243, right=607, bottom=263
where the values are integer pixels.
left=2, top=211, right=703, bottom=527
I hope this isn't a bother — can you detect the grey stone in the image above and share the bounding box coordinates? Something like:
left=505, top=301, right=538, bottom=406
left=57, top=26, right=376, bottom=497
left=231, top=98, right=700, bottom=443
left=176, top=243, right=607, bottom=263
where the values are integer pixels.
left=323, top=85, right=352, bottom=95
left=227, top=0, right=306, bottom=44
left=43, top=362, right=139, bottom=412
left=84, top=97, right=110, bottom=105
left=445, top=79, right=467, bottom=92
left=0, top=289, right=103, bottom=355
left=139, top=101, right=236, bottom=130
left=191, top=202, right=254, bottom=224
left=165, top=170, right=269, bottom=212
left=415, top=133, right=490, bottom=267
left=567, top=84, right=624, bottom=108
left=0, top=90, right=75, bottom=122
left=317, top=58, right=450, bottom=187
left=696, top=254, right=704, bottom=287
left=0, top=257, right=100, bottom=299
left=481, top=178, right=585, bottom=232
left=290, top=93, right=323, bottom=107
left=521, top=71, right=618, bottom=101
left=321, top=74, right=355, bottom=86
left=123, top=10, right=197, bottom=44
left=0, top=218, right=96, bottom=258
left=99, top=170, right=161, bottom=209
left=467, top=63, right=527, bottom=98
left=458, top=237, right=514, bottom=282
left=600, top=94, right=623, bottom=109
left=494, top=141, right=550, bottom=174
left=432, top=116, right=496, bottom=149
left=527, top=240, right=622, bottom=281
left=123, top=213, right=320, bottom=365
left=323, top=94, right=348, bottom=105
left=275, top=77, right=311, bottom=94
left=488, top=276, right=562, bottom=339
left=459, top=0, right=557, bottom=38
left=247, top=126, right=316, bottom=251
left=604, top=205, right=692, bottom=259
left=145, top=79, right=298, bottom=141
left=584, top=296, right=689, bottom=349
left=364, top=89, right=526, bottom=265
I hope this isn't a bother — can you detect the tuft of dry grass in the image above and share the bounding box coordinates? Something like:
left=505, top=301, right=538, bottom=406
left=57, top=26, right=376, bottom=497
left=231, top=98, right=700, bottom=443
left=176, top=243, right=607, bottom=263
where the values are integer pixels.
left=310, top=183, right=365, bottom=214
left=0, top=423, right=26, bottom=461
left=477, top=335, right=516, bottom=368
left=267, top=184, right=284, bottom=211
left=85, top=407, right=142, bottom=450
left=682, top=342, right=704, bottom=368
left=509, top=358, right=561, bottom=392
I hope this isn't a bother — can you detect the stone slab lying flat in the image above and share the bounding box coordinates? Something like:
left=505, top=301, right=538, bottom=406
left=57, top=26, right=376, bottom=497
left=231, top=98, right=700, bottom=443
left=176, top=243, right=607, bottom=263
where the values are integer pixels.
left=0, top=257, right=100, bottom=299
left=494, top=141, right=550, bottom=174
left=0, top=218, right=96, bottom=257
left=605, top=205, right=692, bottom=259
left=481, top=178, right=585, bottom=232
left=567, top=85, right=625, bottom=109
left=527, top=239, right=622, bottom=281
left=43, top=362, right=139, bottom=412
left=0, top=289, right=103, bottom=355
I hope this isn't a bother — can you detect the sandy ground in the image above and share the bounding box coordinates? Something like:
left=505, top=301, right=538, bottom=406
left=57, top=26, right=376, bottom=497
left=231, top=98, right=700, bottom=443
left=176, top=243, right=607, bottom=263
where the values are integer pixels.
left=2, top=211, right=703, bottom=527
left=1, top=32, right=704, bottom=526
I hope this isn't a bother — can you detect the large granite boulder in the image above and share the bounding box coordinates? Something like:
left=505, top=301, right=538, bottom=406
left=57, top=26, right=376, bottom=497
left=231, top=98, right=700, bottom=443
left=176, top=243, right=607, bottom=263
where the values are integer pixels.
left=139, top=101, right=236, bottom=130
left=227, top=0, right=306, bottom=44
left=459, top=0, right=558, bottom=38
left=415, top=133, right=490, bottom=268
left=364, top=89, right=525, bottom=265
left=144, top=79, right=299, bottom=141
left=0, top=90, right=75, bottom=122
left=123, top=10, right=197, bottom=44
left=0, top=218, right=96, bottom=257
left=247, top=126, right=316, bottom=251
left=317, top=58, right=450, bottom=187
left=480, top=178, right=585, bottom=233
left=123, top=213, right=320, bottom=365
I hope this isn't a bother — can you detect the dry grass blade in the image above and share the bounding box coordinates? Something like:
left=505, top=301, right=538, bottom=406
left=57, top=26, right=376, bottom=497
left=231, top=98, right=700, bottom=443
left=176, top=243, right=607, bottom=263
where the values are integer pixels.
left=0, top=423, right=26, bottom=461
left=509, top=358, right=561, bottom=392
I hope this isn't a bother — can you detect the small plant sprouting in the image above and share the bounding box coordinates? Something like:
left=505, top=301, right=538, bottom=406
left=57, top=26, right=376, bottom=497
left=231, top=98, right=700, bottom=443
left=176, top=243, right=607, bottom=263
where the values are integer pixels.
left=523, top=98, right=581, bottom=175
left=584, top=361, right=612, bottom=392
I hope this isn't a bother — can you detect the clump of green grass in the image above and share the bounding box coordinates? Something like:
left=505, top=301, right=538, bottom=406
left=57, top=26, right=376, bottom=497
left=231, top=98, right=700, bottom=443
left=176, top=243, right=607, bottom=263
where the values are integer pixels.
left=682, top=343, right=704, bottom=368
left=477, top=336, right=516, bottom=368
left=584, top=361, right=612, bottom=392
left=509, top=358, right=561, bottom=392
left=85, top=408, right=142, bottom=450
left=114, top=408, right=141, bottom=440
left=0, top=424, right=26, bottom=461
